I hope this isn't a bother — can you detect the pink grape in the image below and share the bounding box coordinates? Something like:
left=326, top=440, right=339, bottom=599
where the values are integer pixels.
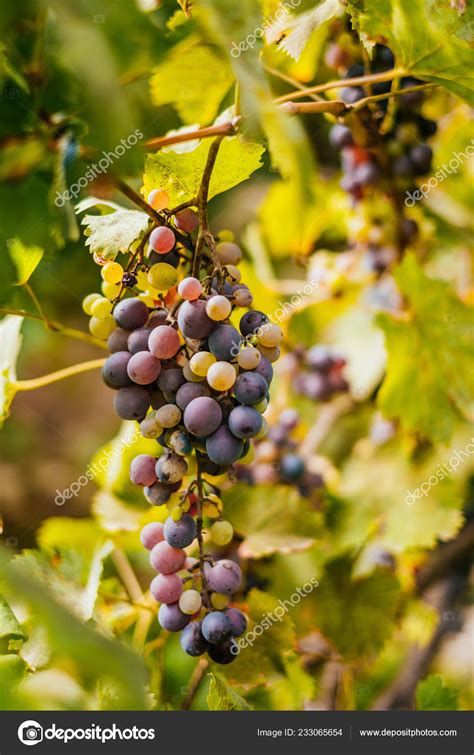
left=150, top=573, right=183, bottom=604
left=177, top=277, right=202, bottom=301
left=148, top=325, right=181, bottom=360
left=127, top=351, right=162, bottom=384
left=174, top=208, right=199, bottom=232
left=140, top=522, right=165, bottom=550
left=149, top=226, right=176, bottom=254
left=150, top=541, right=186, bottom=574
left=130, top=454, right=158, bottom=487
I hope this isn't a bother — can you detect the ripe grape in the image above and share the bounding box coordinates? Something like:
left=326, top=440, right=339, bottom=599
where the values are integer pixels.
left=107, top=328, right=131, bottom=353
left=179, top=589, right=202, bottom=615
left=239, top=310, right=267, bottom=336
left=329, top=124, right=354, bottom=149
left=130, top=454, right=157, bottom=486
left=207, top=560, right=242, bottom=595
left=150, top=541, right=186, bottom=573
left=102, top=352, right=132, bottom=389
left=158, top=602, right=190, bottom=631
left=144, top=481, right=173, bottom=505
left=114, top=385, right=150, bottom=420
left=409, top=143, right=433, bottom=174
left=232, top=285, right=253, bottom=308
left=148, top=188, right=169, bottom=211
left=206, top=427, right=243, bottom=465
left=157, top=367, right=186, bottom=396
left=228, top=405, right=263, bottom=439
left=168, top=429, right=192, bottom=456
left=206, top=295, right=232, bottom=321
left=225, top=607, right=247, bottom=637
left=149, top=226, right=176, bottom=254
left=174, top=208, right=198, bottom=232
left=280, top=453, right=305, bottom=481
left=251, top=355, right=273, bottom=384
left=183, top=396, right=222, bottom=436
left=127, top=351, right=162, bottom=384
left=216, top=242, right=242, bottom=265
left=208, top=324, right=242, bottom=361
left=201, top=611, right=233, bottom=644
left=140, top=521, right=164, bottom=550
left=147, top=309, right=168, bottom=328
left=180, top=621, right=209, bottom=656
left=150, top=573, right=183, bottom=604
left=127, top=328, right=150, bottom=354
left=234, top=372, right=268, bottom=405
left=206, top=361, right=236, bottom=391
left=156, top=452, right=188, bottom=484
left=148, top=325, right=181, bottom=360
left=176, top=382, right=210, bottom=410
left=207, top=638, right=238, bottom=664
left=148, top=262, right=178, bottom=290
left=113, top=298, right=149, bottom=330
left=101, top=261, right=123, bottom=284
left=178, top=276, right=202, bottom=301
left=177, top=299, right=214, bottom=339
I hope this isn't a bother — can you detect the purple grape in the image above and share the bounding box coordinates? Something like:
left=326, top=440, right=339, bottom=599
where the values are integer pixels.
left=127, top=351, right=162, bottom=385
left=127, top=328, right=151, bottom=354
left=353, top=161, right=380, bottom=186
left=225, top=607, right=247, bottom=637
left=228, top=405, right=263, bottom=439
left=180, top=621, right=209, bottom=657
left=157, top=367, right=186, bottom=397
left=130, top=454, right=157, bottom=486
left=158, top=602, right=190, bottom=631
left=163, top=514, right=197, bottom=548
left=207, top=638, right=238, bottom=664
left=234, top=372, right=268, bottom=405
left=144, top=481, right=173, bottom=506
left=140, top=522, right=164, bottom=550
left=201, top=611, right=233, bottom=644
left=113, top=297, right=149, bottom=330
left=150, top=573, right=183, bottom=604
left=306, top=345, right=332, bottom=372
left=102, top=351, right=132, bottom=389
left=176, top=382, right=210, bottom=411
left=183, top=396, right=222, bottom=437
left=279, top=408, right=300, bottom=430
left=207, top=560, right=242, bottom=595
left=409, top=144, right=432, bottom=175
left=393, top=155, right=413, bottom=177
left=417, top=116, right=437, bottom=138
left=206, top=427, right=244, bottom=465
left=208, top=324, right=242, bottom=361
left=177, top=300, right=214, bottom=339
left=251, top=355, right=273, bottom=384
left=329, top=124, right=354, bottom=149
left=280, top=453, right=305, bottom=481
left=344, top=63, right=364, bottom=78
left=155, top=451, right=188, bottom=484
left=114, top=385, right=150, bottom=420
left=150, top=541, right=185, bottom=573
left=341, top=86, right=365, bottom=104
left=147, top=309, right=169, bottom=328
left=239, top=310, right=267, bottom=337
left=107, top=328, right=131, bottom=353
left=168, top=429, right=193, bottom=456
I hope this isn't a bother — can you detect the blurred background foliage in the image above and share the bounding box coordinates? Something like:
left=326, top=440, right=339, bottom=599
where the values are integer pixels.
left=0, top=0, right=472, bottom=711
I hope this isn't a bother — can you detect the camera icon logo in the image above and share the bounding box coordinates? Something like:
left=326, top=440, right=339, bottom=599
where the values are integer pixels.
left=18, top=720, right=44, bottom=746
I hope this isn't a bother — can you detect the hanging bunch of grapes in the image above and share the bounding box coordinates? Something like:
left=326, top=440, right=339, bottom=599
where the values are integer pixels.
left=82, top=183, right=282, bottom=664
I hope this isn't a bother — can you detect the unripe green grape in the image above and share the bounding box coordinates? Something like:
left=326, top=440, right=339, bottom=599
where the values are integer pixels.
left=257, top=344, right=280, bottom=363
left=207, top=361, right=237, bottom=391
left=155, top=403, right=182, bottom=428
left=136, top=270, right=150, bottom=290
left=255, top=416, right=269, bottom=439
left=82, top=293, right=101, bottom=315
left=190, top=351, right=216, bottom=377
left=218, top=229, right=234, bottom=243
left=258, top=323, right=283, bottom=348
left=179, top=589, right=202, bottom=615
left=210, top=520, right=234, bottom=546
left=89, top=315, right=116, bottom=339
left=206, top=295, right=232, bottom=321
left=225, top=265, right=241, bottom=283
left=90, top=296, right=113, bottom=318
left=254, top=397, right=268, bottom=413
left=139, top=413, right=162, bottom=439
left=237, top=346, right=261, bottom=370
left=216, top=241, right=242, bottom=265
left=211, top=592, right=230, bottom=610
left=148, top=263, right=178, bottom=291
left=183, top=361, right=205, bottom=382
left=101, top=261, right=123, bottom=284
left=239, top=443, right=255, bottom=464
left=101, top=280, right=121, bottom=300
left=203, top=493, right=223, bottom=518
left=138, top=292, right=155, bottom=308
left=171, top=505, right=183, bottom=522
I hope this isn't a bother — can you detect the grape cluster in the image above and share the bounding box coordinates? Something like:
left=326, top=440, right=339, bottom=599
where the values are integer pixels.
left=83, top=187, right=282, bottom=662
left=328, top=43, right=436, bottom=204
left=291, top=345, right=349, bottom=402
left=236, top=409, right=324, bottom=500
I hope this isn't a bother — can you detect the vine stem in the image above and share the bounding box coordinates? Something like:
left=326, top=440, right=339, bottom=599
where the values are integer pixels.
left=0, top=307, right=108, bottom=350
left=280, top=100, right=346, bottom=116
left=192, top=135, right=224, bottom=278
left=263, top=62, right=324, bottom=102
left=274, top=68, right=406, bottom=103
left=15, top=358, right=106, bottom=392
left=195, top=458, right=211, bottom=608
left=299, top=394, right=354, bottom=460
left=181, top=658, right=209, bottom=710
left=351, top=82, right=436, bottom=113
left=144, top=120, right=239, bottom=151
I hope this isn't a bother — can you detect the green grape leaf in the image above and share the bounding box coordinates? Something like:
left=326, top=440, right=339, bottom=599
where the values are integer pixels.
left=7, top=237, right=44, bottom=285
left=0, top=549, right=148, bottom=709
left=377, top=254, right=474, bottom=442
left=150, top=41, right=234, bottom=125
left=0, top=315, right=23, bottom=428
left=207, top=673, right=252, bottom=710
left=0, top=594, right=26, bottom=642
left=222, top=484, right=322, bottom=559
left=272, top=0, right=343, bottom=61
left=347, top=0, right=474, bottom=104
left=0, top=654, right=27, bottom=709
left=415, top=675, right=459, bottom=710
left=314, top=553, right=401, bottom=659
left=143, top=135, right=264, bottom=207
left=222, top=589, right=297, bottom=688
left=79, top=208, right=150, bottom=260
